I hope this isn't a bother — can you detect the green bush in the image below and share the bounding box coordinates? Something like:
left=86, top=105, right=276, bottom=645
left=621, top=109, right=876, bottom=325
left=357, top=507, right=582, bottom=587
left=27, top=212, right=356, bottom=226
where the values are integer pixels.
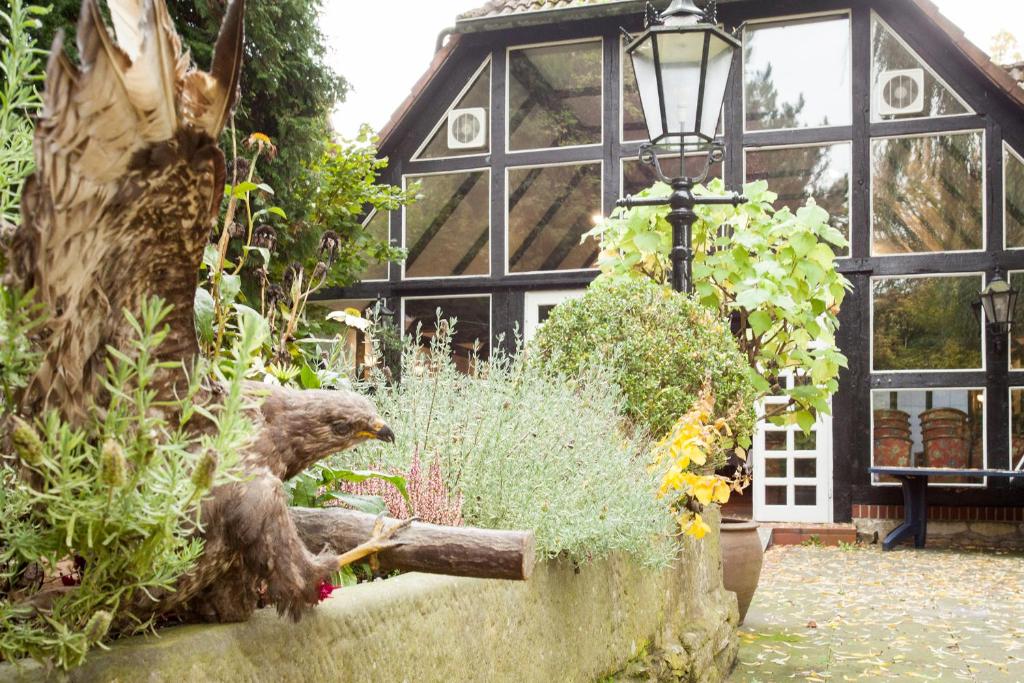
left=531, top=278, right=757, bottom=454
left=343, top=324, right=676, bottom=567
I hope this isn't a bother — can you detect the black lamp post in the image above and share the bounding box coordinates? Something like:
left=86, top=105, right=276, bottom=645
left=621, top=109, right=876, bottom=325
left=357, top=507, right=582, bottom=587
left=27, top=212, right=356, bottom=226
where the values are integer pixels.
left=978, top=274, right=1019, bottom=351
left=619, top=0, right=746, bottom=293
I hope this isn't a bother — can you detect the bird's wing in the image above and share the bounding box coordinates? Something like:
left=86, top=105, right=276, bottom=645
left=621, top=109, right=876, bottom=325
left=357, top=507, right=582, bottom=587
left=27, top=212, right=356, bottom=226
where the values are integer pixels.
left=10, top=0, right=245, bottom=422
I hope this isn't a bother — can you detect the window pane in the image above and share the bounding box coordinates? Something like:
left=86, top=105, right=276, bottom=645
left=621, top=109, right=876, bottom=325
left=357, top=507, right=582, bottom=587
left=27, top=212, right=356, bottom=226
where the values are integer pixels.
left=622, top=47, right=647, bottom=142
left=871, top=132, right=983, bottom=254
left=1006, top=145, right=1024, bottom=248
left=872, top=389, right=985, bottom=484
left=1011, top=272, right=1024, bottom=369
left=405, top=171, right=489, bottom=278
left=417, top=61, right=490, bottom=159
left=765, top=431, right=787, bottom=451
left=794, top=486, right=817, bottom=506
left=871, top=16, right=968, bottom=121
left=793, top=430, right=817, bottom=451
left=765, top=458, right=787, bottom=478
left=508, top=41, right=602, bottom=150
left=765, top=485, right=787, bottom=505
left=403, top=296, right=491, bottom=371
left=744, top=17, right=851, bottom=131
left=872, top=275, right=983, bottom=371
left=508, top=163, right=601, bottom=273
left=621, top=156, right=723, bottom=197
left=745, top=143, right=851, bottom=255
left=794, top=459, right=817, bottom=478
left=357, top=211, right=389, bottom=281
left=1012, top=389, right=1024, bottom=471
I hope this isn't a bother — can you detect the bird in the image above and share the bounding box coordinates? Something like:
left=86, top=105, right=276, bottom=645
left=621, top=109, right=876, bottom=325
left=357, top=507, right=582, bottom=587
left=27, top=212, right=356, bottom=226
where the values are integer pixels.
left=6, top=0, right=409, bottom=624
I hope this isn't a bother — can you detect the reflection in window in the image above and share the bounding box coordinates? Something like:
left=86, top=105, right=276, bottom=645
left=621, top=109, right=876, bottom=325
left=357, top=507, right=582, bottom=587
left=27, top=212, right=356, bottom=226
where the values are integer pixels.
left=508, top=163, right=601, bottom=273
left=1006, top=145, right=1024, bottom=248
left=871, top=389, right=985, bottom=484
left=357, top=211, right=389, bottom=281
left=872, top=275, right=983, bottom=371
left=871, top=15, right=969, bottom=122
left=744, top=16, right=851, bottom=131
left=745, top=143, right=851, bottom=255
left=404, top=171, right=489, bottom=278
left=508, top=41, right=602, bottom=150
left=621, top=156, right=723, bottom=197
left=871, top=132, right=983, bottom=254
left=1011, top=389, right=1024, bottom=471
left=416, top=60, right=491, bottom=159
left=1011, top=272, right=1024, bottom=369
left=622, top=46, right=647, bottom=142
left=403, top=296, right=491, bottom=372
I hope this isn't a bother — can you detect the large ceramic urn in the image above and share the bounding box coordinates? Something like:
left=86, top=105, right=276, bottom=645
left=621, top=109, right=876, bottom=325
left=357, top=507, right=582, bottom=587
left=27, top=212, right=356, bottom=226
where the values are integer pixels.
left=720, top=518, right=763, bottom=624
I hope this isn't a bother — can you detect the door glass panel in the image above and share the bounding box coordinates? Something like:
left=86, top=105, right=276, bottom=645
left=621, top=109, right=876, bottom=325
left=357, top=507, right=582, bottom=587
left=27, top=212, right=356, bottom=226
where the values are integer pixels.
left=1011, top=389, right=1024, bottom=471
left=622, top=156, right=723, bottom=196
left=872, top=275, right=983, bottom=371
left=793, top=430, right=817, bottom=451
left=765, top=486, right=788, bottom=505
left=765, top=431, right=787, bottom=451
left=357, top=210, right=390, bottom=281
left=1007, top=145, right=1024, bottom=248
left=405, top=171, right=490, bottom=278
left=508, top=41, right=602, bottom=150
left=765, top=458, right=788, bottom=478
left=794, top=459, right=817, bottom=478
left=1012, top=272, right=1024, bottom=369
left=871, top=389, right=985, bottom=484
left=871, top=15, right=969, bottom=121
left=416, top=60, right=491, bottom=159
left=744, top=16, right=851, bottom=131
left=403, top=296, right=491, bottom=372
left=507, top=163, right=601, bottom=273
left=871, top=131, right=983, bottom=254
left=794, top=486, right=817, bottom=506
left=745, top=143, right=851, bottom=256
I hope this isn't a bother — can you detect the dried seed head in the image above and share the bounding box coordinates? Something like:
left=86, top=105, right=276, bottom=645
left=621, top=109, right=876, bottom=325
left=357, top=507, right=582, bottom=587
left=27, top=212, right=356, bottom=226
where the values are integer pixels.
left=228, top=156, right=251, bottom=181
left=227, top=222, right=245, bottom=240
left=253, top=224, right=276, bottom=252
left=312, top=261, right=327, bottom=282
left=283, top=262, right=303, bottom=294
left=83, top=610, right=113, bottom=644
left=10, top=416, right=44, bottom=467
left=318, top=230, right=340, bottom=263
left=191, top=450, right=218, bottom=493
left=266, top=283, right=285, bottom=308
left=100, top=439, right=127, bottom=488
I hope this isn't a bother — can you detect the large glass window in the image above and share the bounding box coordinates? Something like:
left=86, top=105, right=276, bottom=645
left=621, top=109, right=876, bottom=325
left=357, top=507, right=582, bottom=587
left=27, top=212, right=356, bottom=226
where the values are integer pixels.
left=507, top=162, right=601, bottom=273
left=1006, top=144, right=1024, bottom=248
left=871, top=131, right=984, bottom=255
left=1010, top=271, right=1024, bottom=370
left=357, top=210, right=389, bottom=282
left=872, top=275, right=984, bottom=371
left=1011, top=389, right=1024, bottom=471
left=743, top=16, right=851, bottom=131
left=415, top=60, right=491, bottom=160
left=404, top=171, right=489, bottom=279
left=508, top=40, right=602, bottom=151
left=871, top=388, right=985, bottom=485
left=402, top=295, right=491, bottom=372
left=871, top=14, right=970, bottom=122
left=745, top=143, right=851, bottom=255
left=621, top=155, right=723, bottom=197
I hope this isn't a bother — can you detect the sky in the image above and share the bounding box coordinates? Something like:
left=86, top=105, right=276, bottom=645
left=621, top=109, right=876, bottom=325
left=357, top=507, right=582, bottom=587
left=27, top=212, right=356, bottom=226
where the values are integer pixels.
left=322, top=0, right=1024, bottom=139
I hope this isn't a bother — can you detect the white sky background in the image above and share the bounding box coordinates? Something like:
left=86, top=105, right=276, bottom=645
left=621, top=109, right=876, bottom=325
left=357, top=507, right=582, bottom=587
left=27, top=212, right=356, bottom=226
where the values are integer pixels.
left=322, top=0, right=1024, bottom=139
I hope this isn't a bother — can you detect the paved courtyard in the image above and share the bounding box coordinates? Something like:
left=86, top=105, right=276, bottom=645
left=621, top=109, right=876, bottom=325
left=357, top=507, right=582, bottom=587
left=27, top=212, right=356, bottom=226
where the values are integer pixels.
left=730, top=544, right=1024, bottom=682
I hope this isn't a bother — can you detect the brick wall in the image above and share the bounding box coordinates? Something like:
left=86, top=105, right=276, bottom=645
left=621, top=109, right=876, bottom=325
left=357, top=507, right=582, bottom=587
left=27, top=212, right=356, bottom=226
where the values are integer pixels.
left=851, top=504, right=1024, bottom=522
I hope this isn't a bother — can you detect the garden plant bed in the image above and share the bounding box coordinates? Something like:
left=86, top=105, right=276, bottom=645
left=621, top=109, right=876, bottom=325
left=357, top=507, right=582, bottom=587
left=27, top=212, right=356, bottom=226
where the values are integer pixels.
left=1, top=515, right=739, bottom=683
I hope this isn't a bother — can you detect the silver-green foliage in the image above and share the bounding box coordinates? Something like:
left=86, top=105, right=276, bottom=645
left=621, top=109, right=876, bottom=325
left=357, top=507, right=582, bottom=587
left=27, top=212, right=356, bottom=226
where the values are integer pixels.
left=0, top=0, right=48, bottom=226
left=345, top=324, right=676, bottom=567
left=0, top=296, right=260, bottom=670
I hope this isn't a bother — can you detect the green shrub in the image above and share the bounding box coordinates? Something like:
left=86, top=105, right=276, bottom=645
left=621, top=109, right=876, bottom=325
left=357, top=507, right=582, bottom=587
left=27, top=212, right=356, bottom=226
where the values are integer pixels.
left=531, top=277, right=757, bottom=455
left=343, top=324, right=676, bottom=567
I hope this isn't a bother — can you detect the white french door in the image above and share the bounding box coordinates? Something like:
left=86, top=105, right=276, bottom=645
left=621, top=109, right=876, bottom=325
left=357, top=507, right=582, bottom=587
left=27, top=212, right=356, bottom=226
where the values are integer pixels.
left=523, top=289, right=585, bottom=341
left=752, top=377, right=833, bottom=523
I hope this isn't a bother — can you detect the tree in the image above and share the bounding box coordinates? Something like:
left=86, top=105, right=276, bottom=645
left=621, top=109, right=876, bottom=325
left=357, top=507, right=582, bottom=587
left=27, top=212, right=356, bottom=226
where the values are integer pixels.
left=990, top=30, right=1023, bottom=64
left=37, top=0, right=347, bottom=218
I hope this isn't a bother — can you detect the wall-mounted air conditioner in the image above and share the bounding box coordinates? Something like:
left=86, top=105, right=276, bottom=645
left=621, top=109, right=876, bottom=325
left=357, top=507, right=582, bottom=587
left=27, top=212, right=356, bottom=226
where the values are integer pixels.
left=447, top=107, right=487, bottom=150
left=877, top=69, right=925, bottom=116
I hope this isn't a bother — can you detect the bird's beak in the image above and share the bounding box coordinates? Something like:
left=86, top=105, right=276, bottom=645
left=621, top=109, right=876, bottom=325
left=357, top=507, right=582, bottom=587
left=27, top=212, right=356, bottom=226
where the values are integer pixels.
left=358, top=420, right=395, bottom=443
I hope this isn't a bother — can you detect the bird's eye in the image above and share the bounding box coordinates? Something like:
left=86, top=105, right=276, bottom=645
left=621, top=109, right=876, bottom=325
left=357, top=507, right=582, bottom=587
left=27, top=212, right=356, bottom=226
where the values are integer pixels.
left=331, top=422, right=350, bottom=437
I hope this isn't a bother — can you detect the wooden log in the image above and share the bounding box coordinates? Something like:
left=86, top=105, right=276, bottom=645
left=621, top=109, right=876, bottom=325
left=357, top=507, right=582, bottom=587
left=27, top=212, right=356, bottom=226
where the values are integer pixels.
left=290, top=507, right=536, bottom=581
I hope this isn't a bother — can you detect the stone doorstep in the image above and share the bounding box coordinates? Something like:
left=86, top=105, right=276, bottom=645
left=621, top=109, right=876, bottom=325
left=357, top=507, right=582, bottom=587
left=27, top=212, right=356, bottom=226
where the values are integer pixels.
left=766, top=524, right=858, bottom=547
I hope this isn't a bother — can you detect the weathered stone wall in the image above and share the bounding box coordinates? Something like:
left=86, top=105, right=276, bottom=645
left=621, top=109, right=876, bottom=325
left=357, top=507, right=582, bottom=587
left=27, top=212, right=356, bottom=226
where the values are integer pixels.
left=854, top=517, right=1024, bottom=550
left=1, top=512, right=738, bottom=683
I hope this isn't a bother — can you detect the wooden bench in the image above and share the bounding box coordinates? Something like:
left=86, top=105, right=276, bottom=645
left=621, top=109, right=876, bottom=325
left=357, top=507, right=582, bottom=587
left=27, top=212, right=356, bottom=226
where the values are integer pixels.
left=866, top=467, right=1021, bottom=550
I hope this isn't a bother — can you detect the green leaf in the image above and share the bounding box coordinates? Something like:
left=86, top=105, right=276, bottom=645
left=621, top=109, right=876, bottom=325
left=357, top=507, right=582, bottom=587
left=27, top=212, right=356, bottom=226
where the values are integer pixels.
left=243, top=246, right=271, bottom=266
left=319, top=468, right=410, bottom=504
left=748, top=310, right=773, bottom=336
left=299, top=363, right=321, bottom=389
left=193, top=288, right=216, bottom=344
left=323, top=492, right=387, bottom=515
left=794, top=409, right=815, bottom=434
left=219, top=273, right=241, bottom=305
left=267, top=206, right=287, bottom=219
left=790, top=230, right=817, bottom=257
left=633, top=231, right=662, bottom=253
left=230, top=181, right=259, bottom=198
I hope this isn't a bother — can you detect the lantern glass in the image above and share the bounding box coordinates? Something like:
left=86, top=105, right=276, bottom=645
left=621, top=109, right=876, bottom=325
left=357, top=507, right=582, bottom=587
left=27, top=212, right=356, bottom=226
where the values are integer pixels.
left=980, top=278, right=1018, bottom=328
left=629, top=27, right=736, bottom=142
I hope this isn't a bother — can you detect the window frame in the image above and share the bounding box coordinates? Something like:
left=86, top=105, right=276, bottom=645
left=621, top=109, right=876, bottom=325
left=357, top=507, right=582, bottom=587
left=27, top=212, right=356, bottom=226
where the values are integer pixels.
left=868, top=128, right=988, bottom=257
left=504, top=158, right=604, bottom=276
left=505, top=36, right=606, bottom=155
left=401, top=168, right=493, bottom=281
left=619, top=153, right=727, bottom=197
left=399, top=292, right=494, bottom=354
left=411, top=57, right=493, bottom=163
left=740, top=10, right=854, bottom=135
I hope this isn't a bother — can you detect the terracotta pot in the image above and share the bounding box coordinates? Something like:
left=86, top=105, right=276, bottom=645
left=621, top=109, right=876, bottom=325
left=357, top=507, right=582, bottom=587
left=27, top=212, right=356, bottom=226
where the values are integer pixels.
left=873, top=435, right=913, bottom=466
left=874, top=427, right=912, bottom=440
left=920, top=408, right=967, bottom=424
left=874, top=409, right=911, bottom=422
left=720, top=518, right=763, bottom=624
left=922, top=435, right=970, bottom=469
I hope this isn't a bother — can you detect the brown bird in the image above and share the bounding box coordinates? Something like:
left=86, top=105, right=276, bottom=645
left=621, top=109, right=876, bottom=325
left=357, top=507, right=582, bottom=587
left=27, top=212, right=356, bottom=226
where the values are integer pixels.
left=6, top=0, right=407, bottom=623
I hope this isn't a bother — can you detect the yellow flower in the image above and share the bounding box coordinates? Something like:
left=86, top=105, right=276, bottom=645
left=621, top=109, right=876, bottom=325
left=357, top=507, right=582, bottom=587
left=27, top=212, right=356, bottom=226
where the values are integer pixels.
left=248, top=132, right=272, bottom=145
left=684, top=513, right=711, bottom=539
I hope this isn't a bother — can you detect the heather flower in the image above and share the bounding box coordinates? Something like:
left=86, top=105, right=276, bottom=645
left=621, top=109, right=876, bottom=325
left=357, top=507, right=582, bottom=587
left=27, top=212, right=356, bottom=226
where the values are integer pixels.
left=335, top=451, right=463, bottom=526
left=317, top=579, right=339, bottom=602
left=100, top=439, right=127, bottom=488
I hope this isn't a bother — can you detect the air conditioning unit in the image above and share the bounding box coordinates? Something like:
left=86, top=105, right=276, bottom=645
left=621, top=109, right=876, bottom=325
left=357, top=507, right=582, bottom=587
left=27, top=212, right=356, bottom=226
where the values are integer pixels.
left=877, top=69, right=925, bottom=116
left=447, top=107, right=487, bottom=150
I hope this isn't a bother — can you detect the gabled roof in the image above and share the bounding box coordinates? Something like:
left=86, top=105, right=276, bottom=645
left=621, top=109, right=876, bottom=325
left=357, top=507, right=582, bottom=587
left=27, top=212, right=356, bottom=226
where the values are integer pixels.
left=459, top=0, right=602, bottom=20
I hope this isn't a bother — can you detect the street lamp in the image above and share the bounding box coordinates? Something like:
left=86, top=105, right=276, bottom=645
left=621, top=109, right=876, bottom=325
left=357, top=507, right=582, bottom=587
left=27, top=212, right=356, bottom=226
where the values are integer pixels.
left=977, top=274, right=1019, bottom=351
left=618, top=0, right=746, bottom=293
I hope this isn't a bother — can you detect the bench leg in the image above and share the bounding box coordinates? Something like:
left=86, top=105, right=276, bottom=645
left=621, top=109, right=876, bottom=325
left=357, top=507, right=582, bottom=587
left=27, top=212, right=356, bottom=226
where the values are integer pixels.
left=881, top=476, right=929, bottom=550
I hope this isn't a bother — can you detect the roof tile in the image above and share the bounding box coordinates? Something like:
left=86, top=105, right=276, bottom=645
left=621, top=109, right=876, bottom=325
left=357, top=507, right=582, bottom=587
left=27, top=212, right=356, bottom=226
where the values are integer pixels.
left=459, top=0, right=606, bottom=21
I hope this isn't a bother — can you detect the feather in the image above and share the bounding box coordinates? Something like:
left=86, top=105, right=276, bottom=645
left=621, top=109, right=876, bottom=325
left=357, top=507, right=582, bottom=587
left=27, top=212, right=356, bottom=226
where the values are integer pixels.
left=185, top=0, right=245, bottom=137
left=122, top=0, right=180, bottom=141
left=107, top=0, right=144, bottom=61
